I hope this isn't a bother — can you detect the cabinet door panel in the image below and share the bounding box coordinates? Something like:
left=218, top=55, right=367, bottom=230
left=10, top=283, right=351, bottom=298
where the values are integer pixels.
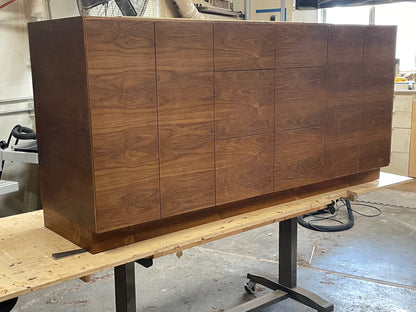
left=215, top=70, right=274, bottom=139
left=275, top=127, right=325, bottom=191
left=86, top=19, right=160, bottom=233
left=276, top=23, right=328, bottom=68
left=214, top=22, right=275, bottom=71
left=156, top=21, right=215, bottom=217
left=216, top=134, right=274, bottom=205
left=276, top=67, right=327, bottom=131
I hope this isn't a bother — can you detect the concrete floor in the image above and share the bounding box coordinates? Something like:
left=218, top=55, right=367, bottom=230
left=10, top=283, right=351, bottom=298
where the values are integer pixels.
left=9, top=186, right=416, bottom=312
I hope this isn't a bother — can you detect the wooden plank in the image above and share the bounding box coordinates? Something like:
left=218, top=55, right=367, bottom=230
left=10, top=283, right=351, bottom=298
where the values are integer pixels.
left=275, top=67, right=327, bottom=131
left=28, top=17, right=96, bottom=232
left=275, top=127, right=325, bottom=191
left=409, top=100, right=416, bottom=177
left=215, top=133, right=274, bottom=205
left=214, top=21, right=275, bottom=71
left=275, top=23, right=328, bottom=68
left=215, top=70, right=274, bottom=139
left=85, top=18, right=160, bottom=233
left=0, top=173, right=410, bottom=303
left=155, top=20, right=215, bottom=217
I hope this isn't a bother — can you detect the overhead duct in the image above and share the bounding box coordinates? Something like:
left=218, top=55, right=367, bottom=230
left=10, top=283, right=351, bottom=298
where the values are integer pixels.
left=175, top=0, right=205, bottom=18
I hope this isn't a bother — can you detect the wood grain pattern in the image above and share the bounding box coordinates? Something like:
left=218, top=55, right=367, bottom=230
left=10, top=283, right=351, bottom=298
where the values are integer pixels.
left=85, top=18, right=160, bottom=233
left=156, top=21, right=215, bottom=217
left=359, top=132, right=391, bottom=171
left=328, top=25, right=364, bottom=65
left=214, top=21, right=275, bottom=71
left=28, top=17, right=396, bottom=253
left=276, top=23, right=328, bottom=68
left=364, top=26, right=397, bottom=65
left=328, top=25, right=364, bottom=108
left=326, top=104, right=362, bottom=142
left=275, top=127, right=325, bottom=191
left=40, top=168, right=383, bottom=253
left=215, top=70, right=274, bottom=139
left=215, top=134, right=274, bottom=205
left=275, top=67, right=327, bottom=131
left=360, top=99, right=393, bottom=138
left=324, top=138, right=360, bottom=178
left=360, top=26, right=395, bottom=172
left=328, top=64, right=363, bottom=108
left=155, top=19, right=213, bottom=72
left=28, top=17, right=96, bottom=232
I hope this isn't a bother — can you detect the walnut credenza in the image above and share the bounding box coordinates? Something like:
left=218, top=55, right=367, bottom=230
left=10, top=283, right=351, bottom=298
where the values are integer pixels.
left=28, top=17, right=396, bottom=253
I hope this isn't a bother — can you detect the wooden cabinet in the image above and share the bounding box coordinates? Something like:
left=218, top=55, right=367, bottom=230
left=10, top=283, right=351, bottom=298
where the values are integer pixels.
left=28, top=17, right=396, bottom=253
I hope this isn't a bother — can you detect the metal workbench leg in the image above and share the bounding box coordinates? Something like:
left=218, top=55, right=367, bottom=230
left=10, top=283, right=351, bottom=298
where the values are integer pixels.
left=114, top=262, right=136, bottom=312
left=228, top=217, right=334, bottom=312
left=279, top=218, right=297, bottom=288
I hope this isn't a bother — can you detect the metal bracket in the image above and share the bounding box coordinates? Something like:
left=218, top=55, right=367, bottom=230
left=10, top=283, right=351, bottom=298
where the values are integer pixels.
left=135, top=257, right=153, bottom=268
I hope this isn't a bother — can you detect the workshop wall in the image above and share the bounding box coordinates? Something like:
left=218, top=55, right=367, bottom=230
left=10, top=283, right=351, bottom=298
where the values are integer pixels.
left=0, top=0, right=78, bottom=216
left=0, top=0, right=42, bottom=216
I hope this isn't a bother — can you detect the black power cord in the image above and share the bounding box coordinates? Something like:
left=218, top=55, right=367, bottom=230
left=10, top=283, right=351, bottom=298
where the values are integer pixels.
left=297, top=198, right=382, bottom=232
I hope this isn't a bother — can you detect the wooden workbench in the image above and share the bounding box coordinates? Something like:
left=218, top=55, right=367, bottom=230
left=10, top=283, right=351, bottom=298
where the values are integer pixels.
left=0, top=173, right=411, bottom=311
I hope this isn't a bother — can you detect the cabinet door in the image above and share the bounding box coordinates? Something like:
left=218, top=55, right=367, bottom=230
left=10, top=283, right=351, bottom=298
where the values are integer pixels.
left=275, top=127, right=325, bottom=191
left=156, top=20, right=215, bottom=217
left=216, top=133, right=274, bottom=205
left=214, top=22, right=275, bottom=71
left=86, top=19, right=160, bottom=233
left=276, top=23, right=328, bottom=68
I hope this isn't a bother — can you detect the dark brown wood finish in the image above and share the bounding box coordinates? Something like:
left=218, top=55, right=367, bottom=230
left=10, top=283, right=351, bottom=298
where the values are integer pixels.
left=155, top=20, right=215, bottom=217
left=216, top=133, right=274, bottom=205
left=215, top=70, right=274, bottom=139
left=45, top=169, right=381, bottom=253
left=324, top=139, right=360, bottom=178
left=275, top=127, right=326, bottom=191
left=28, top=17, right=396, bottom=253
left=85, top=18, right=160, bottom=233
left=359, top=131, right=391, bottom=171
left=276, top=23, right=328, bottom=68
left=28, top=17, right=96, bottom=232
left=275, top=67, right=327, bottom=131
left=214, top=21, right=275, bottom=71
left=328, top=25, right=365, bottom=65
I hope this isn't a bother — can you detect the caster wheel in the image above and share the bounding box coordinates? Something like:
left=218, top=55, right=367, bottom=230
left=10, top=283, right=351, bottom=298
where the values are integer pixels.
left=244, top=281, right=256, bottom=294
left=0, top=297, right=18, bottom=312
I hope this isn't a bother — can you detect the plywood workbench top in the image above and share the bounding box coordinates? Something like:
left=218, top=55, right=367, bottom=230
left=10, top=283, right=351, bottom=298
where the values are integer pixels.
left=0, top=173, right=411, bottom=303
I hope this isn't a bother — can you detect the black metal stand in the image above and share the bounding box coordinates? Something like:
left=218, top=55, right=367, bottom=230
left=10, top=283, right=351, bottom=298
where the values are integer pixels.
left=226, top=218, right=334, bottom=312
left=113, top=218, right=333, bottom=312
left=114, top=258, right=153, bottom=312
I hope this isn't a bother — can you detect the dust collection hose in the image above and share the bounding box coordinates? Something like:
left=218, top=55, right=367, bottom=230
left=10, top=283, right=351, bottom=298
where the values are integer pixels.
left=11, top=125, right=36, bottom=140
left=297, top=199, right=355, bottom=232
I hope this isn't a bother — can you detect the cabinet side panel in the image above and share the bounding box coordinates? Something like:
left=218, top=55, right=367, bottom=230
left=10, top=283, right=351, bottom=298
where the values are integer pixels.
left=28, top=17, right=95, bottom=231
left=85, top=18, right=160, bottom=233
